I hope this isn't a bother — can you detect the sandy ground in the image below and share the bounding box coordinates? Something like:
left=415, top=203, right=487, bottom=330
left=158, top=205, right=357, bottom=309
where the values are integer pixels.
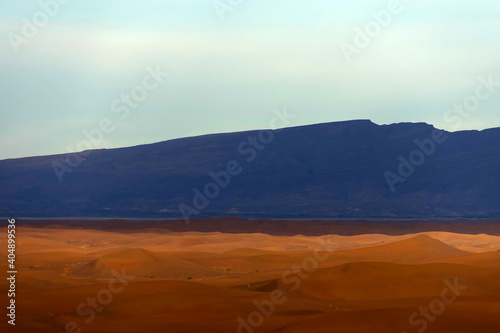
left=1, top=219, right=499, bottom=332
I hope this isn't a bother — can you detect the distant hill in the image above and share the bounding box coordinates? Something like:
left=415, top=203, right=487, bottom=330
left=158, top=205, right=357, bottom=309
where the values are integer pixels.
left=1, top=120, right=500, bottom=219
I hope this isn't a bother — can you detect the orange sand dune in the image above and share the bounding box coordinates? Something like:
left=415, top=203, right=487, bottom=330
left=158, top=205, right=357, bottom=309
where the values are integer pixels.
left=1, top=221, right=500, bottom=333
left=433, top=250, right=500, bottom=269
left=74, top=248, right=228, bottom=280
left=292, top=261, right=500, bottom=302
left=322, top=234, right=470, bottom=264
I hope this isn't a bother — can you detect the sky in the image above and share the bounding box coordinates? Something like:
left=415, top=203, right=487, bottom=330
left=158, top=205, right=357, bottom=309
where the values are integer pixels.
left=0, top=0, right=499, bottom=160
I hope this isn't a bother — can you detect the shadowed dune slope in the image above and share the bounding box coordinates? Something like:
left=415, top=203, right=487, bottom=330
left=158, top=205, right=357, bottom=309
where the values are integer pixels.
left=277, top=306, right=500, bottom=333
left=290, top=261, right=500, bottom=302
left=433, top=250, right=500, bottom=269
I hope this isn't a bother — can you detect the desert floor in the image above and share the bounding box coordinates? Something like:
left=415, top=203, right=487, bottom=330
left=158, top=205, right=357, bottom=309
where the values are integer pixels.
left=1, top=218, right=500, bottom=333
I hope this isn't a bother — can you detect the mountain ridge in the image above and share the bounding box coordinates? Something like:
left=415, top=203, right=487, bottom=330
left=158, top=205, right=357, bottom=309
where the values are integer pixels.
left=1, top=120, right=499, bottom=219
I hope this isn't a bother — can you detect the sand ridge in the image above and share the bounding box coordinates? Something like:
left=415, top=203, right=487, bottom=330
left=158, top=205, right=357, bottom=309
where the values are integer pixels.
left=1, top=222, right=500, bottom=333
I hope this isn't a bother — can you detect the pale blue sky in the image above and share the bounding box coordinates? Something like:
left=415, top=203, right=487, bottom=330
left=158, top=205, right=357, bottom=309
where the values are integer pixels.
left=1, top=0, right=499, bottom=159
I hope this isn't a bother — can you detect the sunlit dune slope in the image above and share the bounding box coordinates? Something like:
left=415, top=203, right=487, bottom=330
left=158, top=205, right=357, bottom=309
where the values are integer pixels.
left=73, top=248, right=223, bottom=279
left=324, top=234, right=470, bottom=265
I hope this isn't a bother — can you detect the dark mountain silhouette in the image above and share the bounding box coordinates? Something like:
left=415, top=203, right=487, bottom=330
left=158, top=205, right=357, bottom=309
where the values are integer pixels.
left=1, top=120, right=499, bottom=219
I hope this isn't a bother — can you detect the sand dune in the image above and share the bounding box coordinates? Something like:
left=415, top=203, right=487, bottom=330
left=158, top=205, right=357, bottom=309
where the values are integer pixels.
left=277, top=306, right=500, bottom=333
left=73, top=248, right=232, bottom=280
left=322, top=234, right=470, bottom=265
left=291, top=261, right=500, bottom=302
left=433, top=250, right=500, bottom=269
left=2, top=222, right=500, bottom=333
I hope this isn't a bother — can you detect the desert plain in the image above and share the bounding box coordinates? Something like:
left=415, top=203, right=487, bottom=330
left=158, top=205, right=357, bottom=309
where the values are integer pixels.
left=1, top=218, right=500, bottom=333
